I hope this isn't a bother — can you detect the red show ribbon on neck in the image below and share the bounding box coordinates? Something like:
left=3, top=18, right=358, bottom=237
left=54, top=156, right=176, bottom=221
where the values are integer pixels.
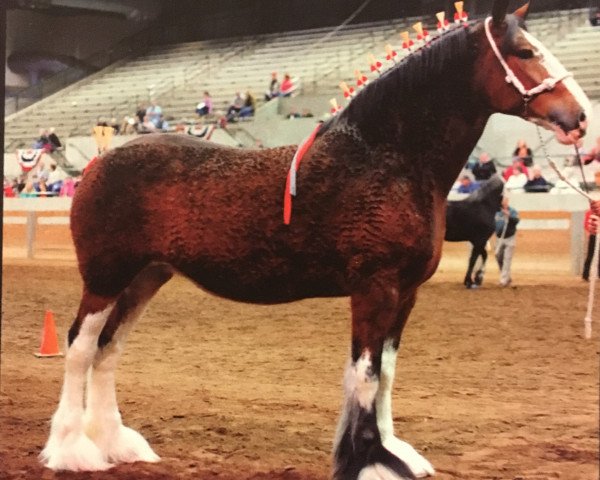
left=283, top=123, right=322, bottom=225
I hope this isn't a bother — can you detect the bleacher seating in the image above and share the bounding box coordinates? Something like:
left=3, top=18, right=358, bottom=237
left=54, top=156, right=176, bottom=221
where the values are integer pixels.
left=4, top=8, right=599, bottom=152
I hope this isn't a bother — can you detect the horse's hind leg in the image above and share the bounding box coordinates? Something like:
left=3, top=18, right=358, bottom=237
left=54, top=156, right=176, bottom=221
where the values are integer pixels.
left=474, top=248, right=488, bottom=286
left=40, top=294, right=117, bottom=471
left=333, top=274, right=434, bottom=480
left=84, top=262, right=173, bottom=466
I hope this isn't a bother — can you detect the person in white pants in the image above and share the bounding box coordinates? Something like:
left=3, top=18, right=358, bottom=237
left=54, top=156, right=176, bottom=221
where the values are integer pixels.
left=495, top=196, right=520, bottom=287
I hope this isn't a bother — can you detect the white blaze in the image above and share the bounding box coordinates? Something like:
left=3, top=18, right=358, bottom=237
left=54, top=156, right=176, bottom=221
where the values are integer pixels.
left=521, top=28, right=593, bottom=123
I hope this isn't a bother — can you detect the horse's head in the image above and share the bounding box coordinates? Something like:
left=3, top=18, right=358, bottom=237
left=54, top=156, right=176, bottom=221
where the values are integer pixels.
left=472, top=0, right=591, bottom=145
left=467, top=174, right=505, bottom=209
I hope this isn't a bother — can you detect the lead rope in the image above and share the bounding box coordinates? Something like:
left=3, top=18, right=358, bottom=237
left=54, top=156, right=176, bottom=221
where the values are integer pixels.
left=536, top=126, right=596, bottom=338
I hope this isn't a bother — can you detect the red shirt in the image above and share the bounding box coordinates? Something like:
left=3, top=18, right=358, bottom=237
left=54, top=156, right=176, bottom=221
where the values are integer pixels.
left=280, top=78, right=294, bottom=95
left=503, top=163, right=529, bottom=180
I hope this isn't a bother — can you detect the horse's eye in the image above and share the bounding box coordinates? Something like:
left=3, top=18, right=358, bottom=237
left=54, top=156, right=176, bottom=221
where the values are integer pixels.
left=515, top=48, right=534, bottom=59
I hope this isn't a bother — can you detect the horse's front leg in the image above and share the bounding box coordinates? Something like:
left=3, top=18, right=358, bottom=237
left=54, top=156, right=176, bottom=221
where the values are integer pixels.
left=464, top=245, right=479, bottom=288
left=333, top=275, right=434, bottom=480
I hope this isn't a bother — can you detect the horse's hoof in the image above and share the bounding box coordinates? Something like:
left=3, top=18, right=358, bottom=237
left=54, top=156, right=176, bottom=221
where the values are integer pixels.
left=105, top=425, right=160, bottom=464
left=358, top=463, right=412, bottom=479
left=382, top=437, right=434, bottom=478
left=40, top=433, right=113, bottom=472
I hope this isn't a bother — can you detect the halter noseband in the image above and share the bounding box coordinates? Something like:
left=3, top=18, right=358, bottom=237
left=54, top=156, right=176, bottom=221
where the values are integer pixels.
left=483, top=16, right=572, bottom=104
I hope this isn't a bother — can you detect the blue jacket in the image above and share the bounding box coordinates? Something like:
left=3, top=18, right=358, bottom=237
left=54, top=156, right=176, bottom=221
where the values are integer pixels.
left=495, top=206, right=519, bottom=238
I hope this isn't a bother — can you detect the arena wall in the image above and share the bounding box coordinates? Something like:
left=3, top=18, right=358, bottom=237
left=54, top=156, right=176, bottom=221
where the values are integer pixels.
left=3, top=193, right=591, bottom=277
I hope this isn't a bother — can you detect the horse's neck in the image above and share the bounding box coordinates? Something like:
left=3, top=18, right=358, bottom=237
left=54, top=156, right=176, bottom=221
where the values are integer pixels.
left=336, top=50, right=490, bottom=192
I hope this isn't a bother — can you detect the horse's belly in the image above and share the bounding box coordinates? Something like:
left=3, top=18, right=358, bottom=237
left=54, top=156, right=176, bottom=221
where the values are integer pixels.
left=178, top=261, right=347, bottom=304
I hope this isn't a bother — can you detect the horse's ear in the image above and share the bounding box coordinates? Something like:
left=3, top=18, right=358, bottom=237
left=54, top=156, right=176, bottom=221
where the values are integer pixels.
left=513, top=2, right=530, bottom=21
left=492, top=0, right=510, bottom=26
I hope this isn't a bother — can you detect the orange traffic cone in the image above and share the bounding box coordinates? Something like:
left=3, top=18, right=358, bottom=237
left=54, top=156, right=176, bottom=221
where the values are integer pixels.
left=34, top=310, right=63, bottom=358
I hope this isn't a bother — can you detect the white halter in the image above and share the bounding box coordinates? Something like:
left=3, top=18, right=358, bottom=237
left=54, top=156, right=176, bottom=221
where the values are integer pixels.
left=484, top=16, right=572, bottom=100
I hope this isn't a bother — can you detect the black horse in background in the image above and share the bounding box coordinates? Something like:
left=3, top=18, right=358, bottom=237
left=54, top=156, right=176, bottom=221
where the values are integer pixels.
left=445, top=175, right=505, bottom=288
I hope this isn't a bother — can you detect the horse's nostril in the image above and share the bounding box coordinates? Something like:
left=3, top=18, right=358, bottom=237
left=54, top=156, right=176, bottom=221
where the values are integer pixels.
left=580, top=111, right=586, bottom=122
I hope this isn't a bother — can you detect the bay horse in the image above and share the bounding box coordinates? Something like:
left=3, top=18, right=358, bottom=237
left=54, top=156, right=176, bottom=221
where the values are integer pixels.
left=41, top=2, right=590, bottom=479
left=445, top=175, right=505, bottom=288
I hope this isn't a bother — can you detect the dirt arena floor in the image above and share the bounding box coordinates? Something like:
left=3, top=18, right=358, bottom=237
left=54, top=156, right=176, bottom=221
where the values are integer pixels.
left=1, top=226, right=599, bottom=479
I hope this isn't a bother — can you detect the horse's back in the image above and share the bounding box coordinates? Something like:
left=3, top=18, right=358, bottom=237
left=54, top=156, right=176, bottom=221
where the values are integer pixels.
left=121, top=133, right=235, bottom=152
left=71, top=134, right=303, bottom=299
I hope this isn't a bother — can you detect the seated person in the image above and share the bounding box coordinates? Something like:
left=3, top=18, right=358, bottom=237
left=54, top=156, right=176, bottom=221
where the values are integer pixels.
left=47, top=164, right=63, bottom=194
left=226, top=92, right=244, bottom=122
left=505, top=165, right=528, bottom=191
left=472, top=152, right=497, bottom=181
left=146, top=100, right=163, bottom=128
left=280, top=74, right=295, bottom=97
left=513, top=139, right=533, bottom=166
left=239, top=91, right=256, bottom=119
left=457, top=175, right=479, bottom=193
left=503, top=157, right=529, bottom=180
left=196, top=91, right=213, bottom=117
left=140, top=115, right=157, bottom=133
left=524, top=165, right=553, bottom=192
left=34, top=129, right=52, bottom=152
left=265, top=72, right=280, bottom=101
left=48, top=128, right=62, bottom=151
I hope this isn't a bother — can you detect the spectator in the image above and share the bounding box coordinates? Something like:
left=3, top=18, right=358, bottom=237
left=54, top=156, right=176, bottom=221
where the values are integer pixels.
left=146, top=100, right=163, bottom=128
left=34, top=129, right=52, bottom=152
left=265, top=72, right=280, bottom=101
left=472, top=152, right=497, bottom=181
left=120, top=115, right=137, bottom=135
left=280, top=74, right=295, bottom=97
left=19, top=181, right=36, bottom=197
left=551, top=156, right=579, bottom=194
left=505, top=165, right=528, bottom=191
left=582, top=208, right=600, bottom=281
left=4, top=178, right=16, bottom=197
left=196, top=91, right=213, bottom=117
left=495, top=196, right=519, bottom=287
left=47, top=164, right=63, bottom=194
left=37, top=163, right=50, bottom=183
left=457, top=175, right=479, bottom=193
left=156, top=114, right=170, bottom=131
left=239, top=91, right=256, bottom=119
left=60, top=177, right=76, bottom=197
left=36, top=178, right=49, bottom=197
left=110, top=118, right=120, bottom=135
left=16, top=175, right=26, bottom=194
left=141, top=115, right=157, bottom=133
left=48, top=128, right=62, bottom=152
left=503, top=157, right=529, bottom=181
left=226, top=92, right=244, bottom=122
left=513, top=139, right=533, bottom=166
left=135, top=104, right=147, bottom=124
left=524, top=165, right=552, bottom=192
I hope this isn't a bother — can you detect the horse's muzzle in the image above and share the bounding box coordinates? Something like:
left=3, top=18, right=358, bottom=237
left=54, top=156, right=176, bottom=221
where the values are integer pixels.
left=551, top=111, right=587, bottom=145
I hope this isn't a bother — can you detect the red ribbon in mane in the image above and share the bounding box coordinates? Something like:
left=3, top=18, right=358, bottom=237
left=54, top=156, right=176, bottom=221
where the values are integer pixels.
left=283, top=123, right=322, bottom=225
